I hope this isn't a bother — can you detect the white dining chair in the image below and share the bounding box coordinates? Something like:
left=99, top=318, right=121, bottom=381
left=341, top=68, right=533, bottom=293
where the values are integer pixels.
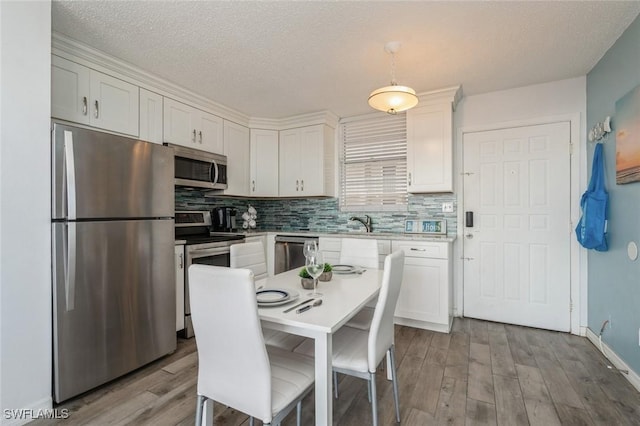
left=295, top=250, right=405, bottom=426
left=340, top=238, right=379, bottom=330
left=230, top=241, right=306, bottom=352
left=189, top=265, right=314, bottom=426
left=230, top=241, right=268, bottom=281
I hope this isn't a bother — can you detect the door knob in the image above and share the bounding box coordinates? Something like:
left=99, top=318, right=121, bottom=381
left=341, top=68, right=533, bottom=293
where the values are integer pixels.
left=465, top=233, right=474, bottom=239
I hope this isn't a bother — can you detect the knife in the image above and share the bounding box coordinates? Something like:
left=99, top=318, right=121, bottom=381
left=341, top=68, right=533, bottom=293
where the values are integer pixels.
left=283, top=298, right=315, bottom=313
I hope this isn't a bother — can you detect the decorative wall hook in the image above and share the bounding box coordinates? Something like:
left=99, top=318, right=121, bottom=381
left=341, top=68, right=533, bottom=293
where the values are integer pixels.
left=588, top=116, right=612, bottom=142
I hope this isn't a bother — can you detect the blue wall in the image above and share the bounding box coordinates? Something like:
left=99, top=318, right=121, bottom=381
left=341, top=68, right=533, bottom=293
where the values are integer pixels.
left=586, top=15, right=640, bottom=374
left=176, top=189, right=458, bottom=235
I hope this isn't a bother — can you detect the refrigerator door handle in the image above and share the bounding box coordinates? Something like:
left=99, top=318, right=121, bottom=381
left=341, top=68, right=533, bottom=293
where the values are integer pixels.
left=65, top=223, right=77, bottom=311
left=64, top=130, right=77, bottom=220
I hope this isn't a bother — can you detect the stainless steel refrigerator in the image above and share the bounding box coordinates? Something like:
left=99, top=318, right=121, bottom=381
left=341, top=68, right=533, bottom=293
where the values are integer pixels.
left=51, top=123, right=176, bottom=403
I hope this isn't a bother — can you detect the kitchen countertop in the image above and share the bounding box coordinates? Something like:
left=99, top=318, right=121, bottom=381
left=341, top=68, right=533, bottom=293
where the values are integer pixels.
left=223, top=230, right=456, bottom=243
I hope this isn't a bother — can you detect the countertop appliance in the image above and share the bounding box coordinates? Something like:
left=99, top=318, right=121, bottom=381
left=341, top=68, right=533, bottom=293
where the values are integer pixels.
left=274, top=235, right=319, bottom=275
left=175, top=211, right=245, bottom=338
left=164, top=143, right=227, bottom=190
left=212, top=207, right=237, bottom=231
left=52, top=123, right=176, bottom=403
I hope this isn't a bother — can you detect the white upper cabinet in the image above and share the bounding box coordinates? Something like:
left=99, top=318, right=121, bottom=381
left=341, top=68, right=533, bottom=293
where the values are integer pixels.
left=406, top=103, right=453, bottom=193
left=406, top=87, right=460, bottom=193
left=52, top=55, right=139, bottom=137
left=139, top=88, right=163, bottom=144
left=279, top=124, right=334, bottom=197
left=223, top=120, right=250, bottom=196
left=163, top=97, right=223, bottom=154
left=250, top=129, right=279, bottom=196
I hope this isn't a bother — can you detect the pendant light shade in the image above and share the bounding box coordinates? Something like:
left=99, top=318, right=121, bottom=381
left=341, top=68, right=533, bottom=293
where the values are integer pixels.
left=368, top=42, right=418, bottom=114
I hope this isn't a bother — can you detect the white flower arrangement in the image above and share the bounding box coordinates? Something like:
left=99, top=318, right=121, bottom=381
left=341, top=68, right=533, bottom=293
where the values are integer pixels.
left=242, top=205, right=257, bottom=230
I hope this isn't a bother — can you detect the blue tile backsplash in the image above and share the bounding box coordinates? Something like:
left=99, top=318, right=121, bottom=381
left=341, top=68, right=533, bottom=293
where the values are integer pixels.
left=176, top=188, right=457, bottom=235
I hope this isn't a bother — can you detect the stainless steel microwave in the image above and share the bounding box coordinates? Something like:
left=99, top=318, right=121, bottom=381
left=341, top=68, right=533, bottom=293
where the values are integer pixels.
left=164, top=143, right=228, bottom=190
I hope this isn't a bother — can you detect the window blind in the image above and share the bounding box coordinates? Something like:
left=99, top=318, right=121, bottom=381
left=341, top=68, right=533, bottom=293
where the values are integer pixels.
left=340, top=113, right=408, bottom=211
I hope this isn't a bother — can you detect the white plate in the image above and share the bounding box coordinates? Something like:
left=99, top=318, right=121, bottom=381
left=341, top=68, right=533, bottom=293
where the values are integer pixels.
left=257, top=289, right=299, bottom=307
left=332, top=264, right=357, bottom=274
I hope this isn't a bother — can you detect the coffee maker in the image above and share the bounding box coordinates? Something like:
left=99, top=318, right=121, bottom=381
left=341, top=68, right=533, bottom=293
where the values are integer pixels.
left=212, top=207, right=237, bottom=231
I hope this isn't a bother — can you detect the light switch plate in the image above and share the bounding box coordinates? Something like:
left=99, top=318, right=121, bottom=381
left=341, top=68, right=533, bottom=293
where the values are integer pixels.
left=442, top=202, right=454, bottom=213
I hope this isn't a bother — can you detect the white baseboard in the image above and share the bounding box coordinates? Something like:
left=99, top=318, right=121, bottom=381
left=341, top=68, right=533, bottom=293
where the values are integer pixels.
left=579, top=326, right=587, bottom=337
left=585, top=328, right=640, bottom=393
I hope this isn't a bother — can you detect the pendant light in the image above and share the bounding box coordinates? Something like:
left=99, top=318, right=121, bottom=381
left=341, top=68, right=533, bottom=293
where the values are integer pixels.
left=368, top=41, right=418, bottom=114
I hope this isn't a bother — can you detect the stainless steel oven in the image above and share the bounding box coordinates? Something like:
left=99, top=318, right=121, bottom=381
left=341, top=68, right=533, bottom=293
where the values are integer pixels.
left=176, top=211, right=244, bottom=338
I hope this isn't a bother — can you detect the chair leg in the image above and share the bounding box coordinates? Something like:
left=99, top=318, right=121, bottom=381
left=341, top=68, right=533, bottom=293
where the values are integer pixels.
left=369, top=372, right=378, bottom=426
left=367, top=378, right=372, bottom=402
left=195, top=394, right=206, bottom=426
left=390, top=345, right=401, bottom=423
left=296, top=400, right=302, bottom=426
left=333, top=371, right=339, bottom=399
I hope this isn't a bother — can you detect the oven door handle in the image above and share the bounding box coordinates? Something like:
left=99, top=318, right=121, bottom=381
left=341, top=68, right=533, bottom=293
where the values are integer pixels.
left=188, top=247, right=230, bottom=257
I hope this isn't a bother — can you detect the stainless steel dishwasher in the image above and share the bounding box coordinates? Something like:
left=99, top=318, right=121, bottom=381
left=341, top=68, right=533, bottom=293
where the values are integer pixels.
left=274, top=235, right=319, bottom=274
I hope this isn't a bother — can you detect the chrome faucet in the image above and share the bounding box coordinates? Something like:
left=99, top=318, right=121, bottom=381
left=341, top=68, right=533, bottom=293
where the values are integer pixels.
left=349, top=215, right=372, bottom=233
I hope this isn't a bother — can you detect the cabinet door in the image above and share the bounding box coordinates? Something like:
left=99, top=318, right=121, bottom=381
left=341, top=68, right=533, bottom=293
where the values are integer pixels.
left=407, top=103, right=453, bottom=192
left=139, top=89, right=163, bottom=144
left=223, top=120, right=250, bottom=196
left=51, top=56, right=90, bottom=125
left=197, top=111, right=224, bottom=154
left=250, top=129, right=279, bottom=196
left=395, top=257, right=449, bottom=325
left=163, top=97, right=195, bottom=146
left=299, top=125, right=325, bottom=195
left=89, top=70, right=139, bottom=136
left=174, top=245, right=185, bottom=332
left=279, top=129, right=301, bottom=196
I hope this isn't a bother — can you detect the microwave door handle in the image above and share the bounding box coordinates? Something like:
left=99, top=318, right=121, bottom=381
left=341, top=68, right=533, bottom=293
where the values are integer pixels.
left=212, top=162, right=218, bottom=184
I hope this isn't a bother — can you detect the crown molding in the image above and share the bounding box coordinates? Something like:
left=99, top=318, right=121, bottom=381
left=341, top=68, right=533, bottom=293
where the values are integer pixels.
left=249, top=110, right=339, bottom=131
left=416, top=85, right=463, bottom=110
left=52, top=32, right=251, bottom=126
left=52, top=32, right=341, bottom=130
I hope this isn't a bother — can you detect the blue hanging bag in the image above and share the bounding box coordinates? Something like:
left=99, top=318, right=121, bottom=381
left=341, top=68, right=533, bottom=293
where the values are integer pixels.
left=575, top=143, right=608, bottom=251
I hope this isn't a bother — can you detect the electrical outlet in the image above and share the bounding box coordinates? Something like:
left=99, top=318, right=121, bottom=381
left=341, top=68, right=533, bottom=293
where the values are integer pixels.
left=442, top=202, right=454, bottom=213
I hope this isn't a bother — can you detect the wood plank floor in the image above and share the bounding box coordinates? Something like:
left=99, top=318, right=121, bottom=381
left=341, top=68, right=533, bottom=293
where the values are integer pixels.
left=32, top=318, right=640, bottom=425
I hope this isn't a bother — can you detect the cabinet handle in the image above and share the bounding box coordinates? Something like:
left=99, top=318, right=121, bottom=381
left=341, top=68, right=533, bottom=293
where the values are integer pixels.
left=408, top=172, right=412, bottom=186
left=410, top=248, right=426, bottom=251
left=198, top=131, right=203, bottom=144
left=296, top=179, right=299, bottom=191
left=82, top=97, right=88, bottom=115
left=179, top=253, right=184, bottom=269
left=192, top=129, right=196, bottom=142
left=301, top=179, right=304, bottom=191
left=94, top=100, right=99, bottom=118
left=252, top=180, right=256, bottom=192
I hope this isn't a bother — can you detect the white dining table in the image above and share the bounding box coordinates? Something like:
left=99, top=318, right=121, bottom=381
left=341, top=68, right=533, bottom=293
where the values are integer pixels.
left=258, top=267, right=383, bottom=426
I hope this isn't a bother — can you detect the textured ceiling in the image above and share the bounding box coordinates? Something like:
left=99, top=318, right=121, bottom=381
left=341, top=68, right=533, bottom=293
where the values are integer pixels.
left=52, top=1, right=640, bottom=119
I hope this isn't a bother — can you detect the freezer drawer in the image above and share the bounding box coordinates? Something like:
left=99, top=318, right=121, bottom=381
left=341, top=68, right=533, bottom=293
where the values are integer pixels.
left=52, top=219, right=176, bottom=402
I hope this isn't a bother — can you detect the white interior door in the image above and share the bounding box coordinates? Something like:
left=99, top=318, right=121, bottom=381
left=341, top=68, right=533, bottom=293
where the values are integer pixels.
left=462, top=122, right=571, bottom=332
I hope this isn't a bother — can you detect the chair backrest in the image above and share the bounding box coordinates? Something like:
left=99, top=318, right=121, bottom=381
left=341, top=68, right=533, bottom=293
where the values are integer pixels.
left=230, top=241, right=268, bottom=281
left=339, top=238, right=379, bottom=269
left=368, top=250, right=405, bottom=371
left=188, top=264, right=273, bottom=422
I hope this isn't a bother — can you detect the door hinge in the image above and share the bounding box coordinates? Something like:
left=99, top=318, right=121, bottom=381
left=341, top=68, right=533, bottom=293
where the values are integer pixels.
left=569, top=143, right=574, bottom=155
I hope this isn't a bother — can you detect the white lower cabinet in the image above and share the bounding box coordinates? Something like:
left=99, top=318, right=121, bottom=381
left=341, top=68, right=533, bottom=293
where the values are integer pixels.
left=392, top=240, right=453, bottom=333
left=175, top=244, right=185, bottom=332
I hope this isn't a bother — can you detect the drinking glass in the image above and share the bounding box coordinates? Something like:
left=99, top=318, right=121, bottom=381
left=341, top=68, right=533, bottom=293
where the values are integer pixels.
left=305, top=250, right=324, bottom=297
left=303, top=240, right=318, bottom=258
